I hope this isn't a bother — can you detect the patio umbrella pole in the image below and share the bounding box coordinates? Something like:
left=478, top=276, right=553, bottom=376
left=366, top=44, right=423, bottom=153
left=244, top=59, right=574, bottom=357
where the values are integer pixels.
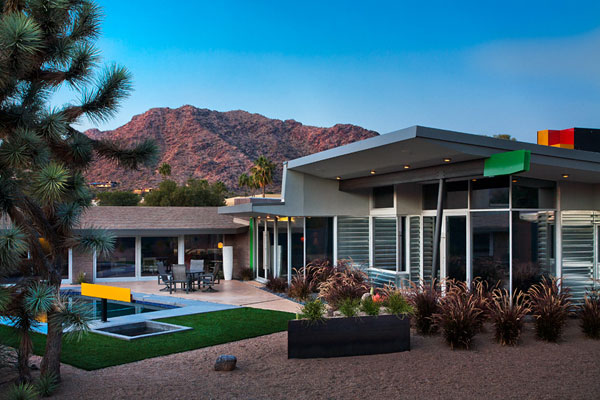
left=101, top=298, right=108, bottom=322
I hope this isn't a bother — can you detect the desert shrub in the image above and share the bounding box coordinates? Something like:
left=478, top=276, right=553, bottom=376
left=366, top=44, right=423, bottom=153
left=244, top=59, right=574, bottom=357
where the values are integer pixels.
left=287, top=269, right=314, bottom=301
left=301, top=299, right=325, bottom=324
left=382, top=287, right=413, bottom=316
left=36, top=372, right=58, bottom=397
left=338, top=298, right=360, bottom=317
left=317, top=265, right=369, bottom=309
left=528, top=277, right=572, bottom=342
left=433, top=288, right=484, bottom=350
left=265, top=277, right=288, bottom=293
left=488, top=289, right=530, bottom=346
left=7, top=382, right=38, bottom=400
left=239, top=267, right=253, bottom=281
left=360, top=296, right=381, bottom=316
left=307, top=259, right=336, bottom=287
left=580, top=288, right=600, bottom=339
left=407, top=280, right=441, bottom=335
left=75, top=271, right=88, bottom=284
left=451, top=279, right=490, bottom=332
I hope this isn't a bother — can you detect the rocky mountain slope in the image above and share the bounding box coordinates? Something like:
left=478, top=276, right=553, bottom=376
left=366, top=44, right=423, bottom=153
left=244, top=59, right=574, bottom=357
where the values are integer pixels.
left=85, top=105, right=379, bottom=191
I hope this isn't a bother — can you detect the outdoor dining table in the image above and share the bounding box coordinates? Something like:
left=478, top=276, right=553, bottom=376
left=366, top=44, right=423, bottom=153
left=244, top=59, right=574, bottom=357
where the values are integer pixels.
left=186, top=270, right=218, bottom=292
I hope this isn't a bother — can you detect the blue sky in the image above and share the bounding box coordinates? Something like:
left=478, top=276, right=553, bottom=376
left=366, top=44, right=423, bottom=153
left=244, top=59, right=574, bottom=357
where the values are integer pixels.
left=56, top=1, right=600, bottom=143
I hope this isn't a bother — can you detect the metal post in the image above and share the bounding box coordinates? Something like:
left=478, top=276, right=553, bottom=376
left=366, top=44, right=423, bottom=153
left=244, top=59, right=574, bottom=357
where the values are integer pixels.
left=101, top=298, right=108, bottom=322
left=431, top=178, right=445, bottom=281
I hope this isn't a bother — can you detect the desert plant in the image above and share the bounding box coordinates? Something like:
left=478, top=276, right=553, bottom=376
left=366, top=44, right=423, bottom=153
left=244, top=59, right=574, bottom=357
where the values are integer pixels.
left=433, top=288, right=484, bottom=350
left=488, top=289, right=531, bottom=346
left=338, top=298, right=360, bottom=317
left=317, top=265, right=369, bottom=309
left=287, top=269, right=314, bottom=301
left=579, top=288, right=600, bottom=339
left=75, top=271, right=88, bottom=285
left=265, top=277, right=288, bottom=293
left=7, top=382, right=38, bottom=400
left=36, top=372, right=58, bottom=397
left=383, top=289, right=414, bottom=317
left=301, top=299, right=325, bottom=324
left=528, top=277, right=572, bottom=342
left=239, top=267, right=253, bottom=281
left=360, top=296, right=381, bottom=316
left=450, top=279, right=490, bottom=332
left=407, top=280, right=440, bottom=335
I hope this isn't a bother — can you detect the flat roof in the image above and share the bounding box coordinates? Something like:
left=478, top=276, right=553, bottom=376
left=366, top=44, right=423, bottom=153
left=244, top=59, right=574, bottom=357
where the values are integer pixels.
left=287, top=126, right=600, bottom=183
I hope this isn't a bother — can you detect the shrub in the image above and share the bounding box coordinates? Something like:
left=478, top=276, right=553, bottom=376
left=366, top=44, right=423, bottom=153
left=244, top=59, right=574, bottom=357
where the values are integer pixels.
left=407, top=280, right=440, bottom=335
left=528, top=277, right=572, bottom=342
left=265, top=277, right=288, bottom=293
left=36, top=372, right=59, bottom=397
left=360, top=296, right=381, bottom=316
left=307, top=259, right=336, bottom=287
left=580, top=288, right=600, bottom=339
left=452, top=279, right=490, bottom=332
left=382, top=287, right=413, bottom=316
left=75, top=271, right=88, bottom=284
left=239, top=267, right=253, bottom=281
left=287, top=269, right=314, bottom=301
left=301, top=299, right=325, bottom=324
left=317, top=264, right=369, bottom=309
left=338, top=298, right=360, bottom=317
left=488, top=289, right=530, bottom=346
left=7, top=382, right=38, bottom=400
left=433, top=288, right=484, bottom=350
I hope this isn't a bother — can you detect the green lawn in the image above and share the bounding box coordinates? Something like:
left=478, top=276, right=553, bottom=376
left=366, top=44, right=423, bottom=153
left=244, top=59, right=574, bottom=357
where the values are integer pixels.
left=0, top=308, right=293, bottom=370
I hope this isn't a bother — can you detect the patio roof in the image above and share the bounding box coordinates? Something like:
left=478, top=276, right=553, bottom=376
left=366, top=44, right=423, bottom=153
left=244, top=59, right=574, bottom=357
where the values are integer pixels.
left=287, top=125, right=600, bottom=184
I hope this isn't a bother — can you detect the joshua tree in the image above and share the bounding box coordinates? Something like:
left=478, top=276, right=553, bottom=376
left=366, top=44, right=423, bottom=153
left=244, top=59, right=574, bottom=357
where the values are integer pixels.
left=249, top=156, right=276, bottom=197
left=158, top=162, right=171, bottom=179
left=0, top=0, right=157, bottom=381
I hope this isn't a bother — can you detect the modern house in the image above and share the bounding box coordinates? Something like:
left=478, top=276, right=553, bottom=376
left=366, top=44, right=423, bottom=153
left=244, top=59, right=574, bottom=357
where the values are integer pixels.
left=36, top=207, right=249, bottom=284
left=220, top=125, right=600, bottom=300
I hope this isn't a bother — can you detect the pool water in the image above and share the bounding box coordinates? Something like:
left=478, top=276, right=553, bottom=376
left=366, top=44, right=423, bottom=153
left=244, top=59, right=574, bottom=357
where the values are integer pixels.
left=69, top=295, right=170, bottom=320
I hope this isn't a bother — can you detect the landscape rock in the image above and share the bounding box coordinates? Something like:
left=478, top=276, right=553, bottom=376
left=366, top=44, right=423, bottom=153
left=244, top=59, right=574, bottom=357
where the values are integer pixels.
left=214, top=355, right=237, bottom=371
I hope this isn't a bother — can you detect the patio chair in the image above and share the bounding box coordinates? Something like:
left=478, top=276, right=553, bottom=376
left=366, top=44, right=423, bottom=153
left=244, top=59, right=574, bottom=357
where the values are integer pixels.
left=157, top=262, right=173, bottom=292
left=211, top=262, right=221, bottom=285
left=171, top=264, right=190, bottom=294
left=190, top=259, right=204, bottom=273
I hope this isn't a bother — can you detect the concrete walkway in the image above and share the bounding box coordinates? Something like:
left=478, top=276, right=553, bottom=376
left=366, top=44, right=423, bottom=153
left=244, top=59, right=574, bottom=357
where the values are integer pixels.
left=74, top=280, right=301, bottom=314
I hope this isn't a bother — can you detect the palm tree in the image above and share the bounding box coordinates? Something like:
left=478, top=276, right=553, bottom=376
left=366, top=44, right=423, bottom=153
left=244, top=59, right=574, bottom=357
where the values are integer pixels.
left=238, top=173, right=256, bottom=196
left=250, top=156, right=276, bottom=197
left=0, top=1, right=157, bottom=381
left=158, top=162, right=172, bottom=179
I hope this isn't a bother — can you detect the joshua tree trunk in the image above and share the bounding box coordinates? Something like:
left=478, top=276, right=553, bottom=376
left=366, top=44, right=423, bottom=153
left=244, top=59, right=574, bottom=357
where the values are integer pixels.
left=40, top=266, right=63, bottom=381
left=17, top=341, right=32, bottom=383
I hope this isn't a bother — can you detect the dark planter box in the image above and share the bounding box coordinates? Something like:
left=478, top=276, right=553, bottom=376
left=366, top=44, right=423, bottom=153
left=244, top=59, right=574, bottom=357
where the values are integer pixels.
left=288, top=314, right=410, bottom=358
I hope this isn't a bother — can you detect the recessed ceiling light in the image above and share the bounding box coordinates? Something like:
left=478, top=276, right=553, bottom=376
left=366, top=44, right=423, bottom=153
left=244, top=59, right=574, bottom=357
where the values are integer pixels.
left=370, top=170, right=376, bottom=175
left=403, top=165, right=410, bottom=169
left=472, top=179, right=477, bottom=182
left=443, top=158, right=452, bottom=163
left=562, top=174, right=569, bottom=178
left=336, top=176, right=341, bottom=180
left=512, top=179, right=518, bottom=183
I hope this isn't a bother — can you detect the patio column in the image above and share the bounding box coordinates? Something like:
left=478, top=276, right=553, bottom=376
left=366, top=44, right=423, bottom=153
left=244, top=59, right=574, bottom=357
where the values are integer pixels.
left=431, top=178, right=445, bottom=281
left=177, top=235, right=185, bottom=265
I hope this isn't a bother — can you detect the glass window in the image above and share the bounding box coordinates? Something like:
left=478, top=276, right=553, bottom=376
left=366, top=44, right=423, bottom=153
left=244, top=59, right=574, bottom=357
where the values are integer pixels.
left=512, top=211, right=556, bottom=293
left=373, top=217, right=397, bottom=270
left=184, top=234, right=222, bottom=272
left=471, top=211, right=509, bottom=289
left=337, top=217, right=369, bottom=267
left=422, top=216, right=438, bottom=282
left=512, top=177, right=556, bottom=209
left=373, top=186, right=394, bottom=208
left=290, top=217, right=304, bottom=270
left=423, top=181, right=468, bottom=210
left=277, top=219, right=288, bottom=279
left=141, top=237, right=178, bottom=276
left=305, top=217, right=333, bottom=264
left=97, top=238, right=135, bottom=278
left=471, top=176, right=509, bottom=209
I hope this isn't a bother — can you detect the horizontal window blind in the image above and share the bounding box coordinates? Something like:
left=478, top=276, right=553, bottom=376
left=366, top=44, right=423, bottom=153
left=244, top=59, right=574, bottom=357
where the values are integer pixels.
left=337, top=217, right=369, bottom=267
left=374, top=217, right=397, bottom=270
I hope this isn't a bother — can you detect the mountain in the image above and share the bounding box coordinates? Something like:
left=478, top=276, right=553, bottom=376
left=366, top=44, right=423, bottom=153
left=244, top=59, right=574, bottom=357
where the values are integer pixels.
left=84, top=105, right=379, bottom=191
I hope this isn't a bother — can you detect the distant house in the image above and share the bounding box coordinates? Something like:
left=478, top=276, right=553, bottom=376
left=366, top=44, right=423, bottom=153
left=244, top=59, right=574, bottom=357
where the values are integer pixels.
left=220, top=125, right=600, bottom=301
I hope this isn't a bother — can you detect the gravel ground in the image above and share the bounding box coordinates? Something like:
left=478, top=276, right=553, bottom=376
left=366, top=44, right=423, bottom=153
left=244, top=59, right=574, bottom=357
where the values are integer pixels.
left=4, top=320, right=600, bottom=400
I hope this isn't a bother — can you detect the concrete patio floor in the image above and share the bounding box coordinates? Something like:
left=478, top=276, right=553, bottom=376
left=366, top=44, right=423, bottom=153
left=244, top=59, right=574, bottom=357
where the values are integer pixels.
left=79, top=280, right=301, bottom=314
